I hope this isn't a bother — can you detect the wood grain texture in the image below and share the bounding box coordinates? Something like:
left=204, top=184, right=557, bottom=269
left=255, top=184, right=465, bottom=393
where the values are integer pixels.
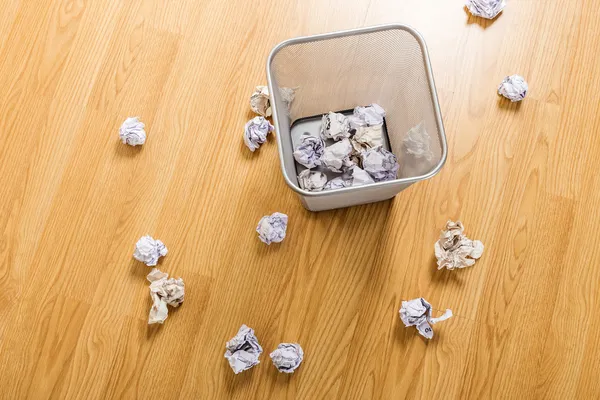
left=1, top=0, right=600, bottom=399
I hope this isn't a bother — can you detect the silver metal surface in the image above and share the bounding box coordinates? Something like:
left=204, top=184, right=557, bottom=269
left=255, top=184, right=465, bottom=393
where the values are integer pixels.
left=267, top=24, right=447, bottom=211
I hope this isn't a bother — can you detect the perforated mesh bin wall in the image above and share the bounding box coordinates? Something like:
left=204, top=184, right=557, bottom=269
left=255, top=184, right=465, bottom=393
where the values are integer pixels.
left=267, top=24, right=447, bottom=211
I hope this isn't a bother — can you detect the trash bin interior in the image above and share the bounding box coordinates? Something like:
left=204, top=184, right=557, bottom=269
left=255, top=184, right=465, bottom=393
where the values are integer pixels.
left=268, top=25, right=446, bottom=191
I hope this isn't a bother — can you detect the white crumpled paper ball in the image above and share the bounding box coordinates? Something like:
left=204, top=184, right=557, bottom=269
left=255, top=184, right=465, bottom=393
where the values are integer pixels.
left=434, top=220, right=484, bottom=270
left=498, top=74, right=528, bottom=102
left=133, top=235, right=168, bottom=266
left=250, top=85, right=271, bottom=117
left=279, top=87, right=296, bottom=113
left=362, top=147, right=399, bottom=182
left=147, top=268, right=185, bottom=325
left=322, top=166, right=374, bottom=190
left=323, top=176, right=352, bottom=191
left=399, top=298, right=453, bottom=340
left=403, top=122, right=433, bottom=161
left=270, top=343, right=304, bottom=373
left=293, top=133, right=325, bottom=168
left=351, top=124, right=384, bottom=153
left=321, top=138, right=354, bottom=173
left=224, top=324, right=264, bottom=374
left=320, top=112, right=351, bottom=141
left=256, top=212, right=288, bottom=245
left=346, top=166, right=375, bottom=187
left=119, top=117, right=146, bottom=146
left=353, top=103, right=386, bottom=126
left=465, top=0, right=506, bottom=19
left=244, top=116, right=274, bottom=152
left=297, top=169, right=327, bottom=192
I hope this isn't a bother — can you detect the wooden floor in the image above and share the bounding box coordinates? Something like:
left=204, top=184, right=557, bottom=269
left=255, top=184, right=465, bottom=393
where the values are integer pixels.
left=1, top=0, right=600, bottom=399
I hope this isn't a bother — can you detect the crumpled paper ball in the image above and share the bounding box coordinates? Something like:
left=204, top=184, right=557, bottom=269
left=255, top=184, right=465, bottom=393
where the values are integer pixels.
left=399, top=298, right=453, bottom=339
left=362, top=147, right=399, bottom=182
left=250, top=85, right=271, bottom=117
left=133, top=235, right=168, bottom=266
left=244, top=116, right=274, bottom=152
left=320, top=112, right=351, bottom=141
left=403, top=121, right=433, bottom=161
left=270, top=343, right=304, bottom=373
left=256, top=212, right=288, bottom=245
left=279, top=87, right=296, bottom=113
left=147, top=268, right=185, bottom=325
left=224, top=325, right=263, bottom=374
left=465, top=0, right=506, bottom=19
left=323, top=176, right=351, bottom=191
left=351, top=124, right=384, bottom=153
left=119, top=117, right=146, bottom=146
left=346, top=166, right=375, bottom=187
left=322, top=166, right=374, bottom=190
left=353, top=103, right=386, bottom=126
left=297, top=169, right=327, bottom=191
left=321, top=138, right=355, bottom=173
left=498, top=74, right=528, bottom=102
left=434, top=220, right=484, bottom=270
left=293, top=133, right=325, bottom=168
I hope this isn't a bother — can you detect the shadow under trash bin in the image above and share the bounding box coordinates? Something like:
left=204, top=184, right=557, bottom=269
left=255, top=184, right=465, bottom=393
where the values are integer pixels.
left=267, top=24, right=447, bottom=212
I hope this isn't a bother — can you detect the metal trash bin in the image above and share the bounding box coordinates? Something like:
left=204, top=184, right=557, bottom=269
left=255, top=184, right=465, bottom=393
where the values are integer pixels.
left=267, top=24, right=447, bottom=211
